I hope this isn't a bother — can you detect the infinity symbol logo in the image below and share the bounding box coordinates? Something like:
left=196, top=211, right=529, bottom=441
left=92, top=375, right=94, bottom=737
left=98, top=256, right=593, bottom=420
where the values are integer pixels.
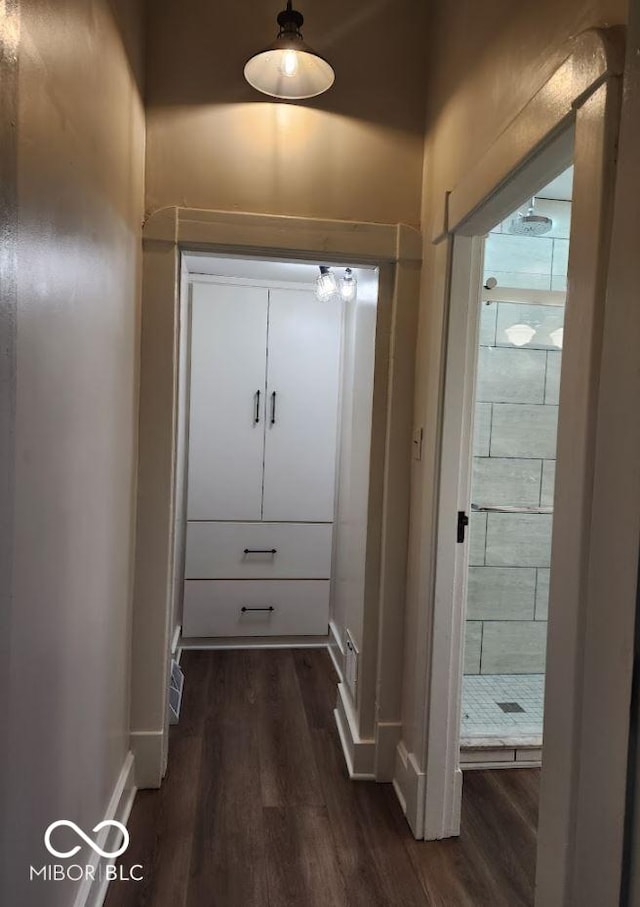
left=44, top=820, right=130, bottom=859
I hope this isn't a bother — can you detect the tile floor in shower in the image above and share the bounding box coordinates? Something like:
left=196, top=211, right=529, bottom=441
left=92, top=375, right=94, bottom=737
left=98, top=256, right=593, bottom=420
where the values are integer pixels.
left=461, top=673, right=544, bottom=745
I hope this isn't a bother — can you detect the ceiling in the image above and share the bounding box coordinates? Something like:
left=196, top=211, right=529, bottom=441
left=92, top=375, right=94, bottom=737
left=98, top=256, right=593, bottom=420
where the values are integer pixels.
left=537, top=166, right=574, bottom=201
left=183, top=254, right=380, bottom=295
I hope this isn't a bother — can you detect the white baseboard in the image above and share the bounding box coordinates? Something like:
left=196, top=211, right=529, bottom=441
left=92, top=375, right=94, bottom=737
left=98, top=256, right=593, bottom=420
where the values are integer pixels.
left=392, top=776, right=407, bottom=813
left=328, top=620, right=345, bottom=682
left=334, top=682, right=376, bottom=779
left=171, top=623, right=182, bottom=658
left=73, top=751, right=137, bottom=907
left=130, top=730, right=165, bottom=789
left=393, top=740, right=426, bottom=839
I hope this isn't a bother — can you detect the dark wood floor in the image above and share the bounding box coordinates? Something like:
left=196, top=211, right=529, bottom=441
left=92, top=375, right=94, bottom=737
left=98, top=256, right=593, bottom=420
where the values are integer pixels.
left=105, top=649, right=539, bottom=907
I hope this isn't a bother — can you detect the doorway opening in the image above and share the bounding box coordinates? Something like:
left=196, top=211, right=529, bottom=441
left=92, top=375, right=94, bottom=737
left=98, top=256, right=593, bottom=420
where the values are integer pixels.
left=460, top=166, right=573, bottom=770
left=131, top=207, right=419, bottom=793
left=171, top=250, right=380, bottom=709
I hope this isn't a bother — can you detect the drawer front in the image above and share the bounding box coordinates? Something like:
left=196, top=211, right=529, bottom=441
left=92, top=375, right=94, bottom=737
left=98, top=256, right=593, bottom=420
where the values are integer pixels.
left=182, top=580, right=330, bottom=638
left=185, top=522, right=333, bottom=579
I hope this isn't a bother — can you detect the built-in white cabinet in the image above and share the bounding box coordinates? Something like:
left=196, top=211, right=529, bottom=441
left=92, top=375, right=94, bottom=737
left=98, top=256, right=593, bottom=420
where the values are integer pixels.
left=261, top=289, right=341, bottom=522
left=187, top=284, right=268, bottom=522
left=183, top=281, right=342, bottom=639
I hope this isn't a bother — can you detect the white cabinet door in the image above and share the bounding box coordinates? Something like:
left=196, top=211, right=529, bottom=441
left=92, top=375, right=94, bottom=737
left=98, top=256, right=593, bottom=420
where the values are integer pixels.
left=262, top=289, right=342, bottom=522
left=187, top=283, right=268, bottom=520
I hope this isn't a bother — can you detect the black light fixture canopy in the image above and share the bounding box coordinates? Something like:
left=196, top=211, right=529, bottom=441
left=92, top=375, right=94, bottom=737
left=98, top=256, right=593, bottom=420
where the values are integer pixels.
left=244, top=1, right=335, bottom=100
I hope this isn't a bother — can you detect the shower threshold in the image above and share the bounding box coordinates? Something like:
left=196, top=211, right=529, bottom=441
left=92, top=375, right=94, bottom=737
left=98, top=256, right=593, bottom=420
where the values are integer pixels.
left=460, top=674, right=544, bottom=770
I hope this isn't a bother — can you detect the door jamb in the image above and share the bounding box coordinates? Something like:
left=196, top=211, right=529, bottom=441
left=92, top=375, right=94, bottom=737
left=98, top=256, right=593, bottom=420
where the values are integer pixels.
left=424, top=234, right=484, bottom=839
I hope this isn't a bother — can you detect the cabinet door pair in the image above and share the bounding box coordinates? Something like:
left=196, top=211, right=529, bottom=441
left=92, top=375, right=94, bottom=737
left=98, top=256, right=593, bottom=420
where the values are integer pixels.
left=187, top=282, right=342, bottom=523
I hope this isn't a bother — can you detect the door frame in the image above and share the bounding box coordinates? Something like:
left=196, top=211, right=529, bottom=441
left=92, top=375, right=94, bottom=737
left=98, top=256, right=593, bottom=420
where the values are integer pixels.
left=423, top=232, right=485, bottom=838
left=407, top=25, right=633, bottom=907
left=130, top=210, right=422, bottom=789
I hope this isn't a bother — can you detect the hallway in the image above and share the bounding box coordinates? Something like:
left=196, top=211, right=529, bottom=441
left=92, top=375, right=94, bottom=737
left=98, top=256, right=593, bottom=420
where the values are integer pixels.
left=105, top=650, right=539, bottom=907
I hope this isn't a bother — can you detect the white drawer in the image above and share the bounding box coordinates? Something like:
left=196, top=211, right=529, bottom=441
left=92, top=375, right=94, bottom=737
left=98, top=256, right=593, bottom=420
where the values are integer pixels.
left=185, top=522, right=333, bottom=579
left=182, top=580, right=330, bottom=637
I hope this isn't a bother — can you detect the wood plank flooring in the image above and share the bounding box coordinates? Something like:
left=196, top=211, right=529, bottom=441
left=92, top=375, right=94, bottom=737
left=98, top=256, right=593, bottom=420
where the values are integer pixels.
left=105, top=650, right=539, bottom=907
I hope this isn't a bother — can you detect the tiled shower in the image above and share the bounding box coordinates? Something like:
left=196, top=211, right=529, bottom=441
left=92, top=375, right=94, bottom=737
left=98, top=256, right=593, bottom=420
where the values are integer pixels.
left=461, top=178, right=572, bottom=753
left=465, top=303, right=561, bottom=676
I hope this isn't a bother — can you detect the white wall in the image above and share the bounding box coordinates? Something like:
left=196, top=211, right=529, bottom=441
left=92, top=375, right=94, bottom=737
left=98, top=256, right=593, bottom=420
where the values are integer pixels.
left=331, top=276, right=378, bottom=666
left=0, top=1, right=145, bottom=903
left=170, top=263, right=191, bottom=640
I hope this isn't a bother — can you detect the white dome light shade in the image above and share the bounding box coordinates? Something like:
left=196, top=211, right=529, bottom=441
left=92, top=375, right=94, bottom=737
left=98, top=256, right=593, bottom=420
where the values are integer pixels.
left=244, top=3, right=335, bottom=100
left=550, top=327, right=564, bottom=349
left=244, top=45, right=335, bottom=100
left=505, top=323, right=537, bottom=347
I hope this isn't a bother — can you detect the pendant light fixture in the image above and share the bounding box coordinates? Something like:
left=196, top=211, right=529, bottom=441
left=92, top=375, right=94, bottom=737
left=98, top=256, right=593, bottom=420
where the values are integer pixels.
left=315, top=266, right=339, bottom=302
left=314, top=266, right=358, bottom=303
left=244, top=1, right=335, bottom=100
left=340, top=268, right=357, bottom=302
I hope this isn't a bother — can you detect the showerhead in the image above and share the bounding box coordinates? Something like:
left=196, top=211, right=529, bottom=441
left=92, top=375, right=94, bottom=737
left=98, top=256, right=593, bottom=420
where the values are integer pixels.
left=509, top=198, right=553, bottom=236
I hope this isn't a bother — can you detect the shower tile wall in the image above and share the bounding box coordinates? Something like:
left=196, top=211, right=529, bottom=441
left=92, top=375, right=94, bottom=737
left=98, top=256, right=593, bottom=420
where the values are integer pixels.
left=464, top=197, right=571, bottom=676
left=484, top=198, right=572, bottom=292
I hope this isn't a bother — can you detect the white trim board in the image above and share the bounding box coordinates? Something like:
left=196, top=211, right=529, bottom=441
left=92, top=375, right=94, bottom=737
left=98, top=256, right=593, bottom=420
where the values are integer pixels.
left=73, top=752, right=137, bottom=907
left=328, top=620, right=345, bottom=683
left=423, top=233, right=484, bottom=842
left=393, top=741, right=427, bottom=838
left=334, top=682, right=376, bottom=779
left=145, top=208, right=422, bottom=265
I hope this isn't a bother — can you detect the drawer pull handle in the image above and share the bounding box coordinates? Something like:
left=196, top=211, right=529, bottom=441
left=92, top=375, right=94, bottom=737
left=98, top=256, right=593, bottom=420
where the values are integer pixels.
left=243, top=548, right=277, bottom=555
left=254, top=390, right=261, bottom=424
left=270, top=391, right=277, bottom=425
left=241, top=606, right=275, bottom=613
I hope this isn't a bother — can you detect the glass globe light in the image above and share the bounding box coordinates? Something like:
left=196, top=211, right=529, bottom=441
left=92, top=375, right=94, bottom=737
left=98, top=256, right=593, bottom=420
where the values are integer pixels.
left=315, top=266, right=339, bottom=302
left=340, top=268, right=358, bottom=302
